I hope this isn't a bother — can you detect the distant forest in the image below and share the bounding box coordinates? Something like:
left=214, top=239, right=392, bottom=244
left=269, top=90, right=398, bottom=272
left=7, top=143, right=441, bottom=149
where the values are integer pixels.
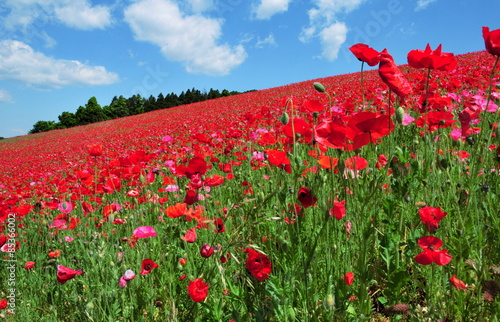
left=29, top=87, right=255, bottom=134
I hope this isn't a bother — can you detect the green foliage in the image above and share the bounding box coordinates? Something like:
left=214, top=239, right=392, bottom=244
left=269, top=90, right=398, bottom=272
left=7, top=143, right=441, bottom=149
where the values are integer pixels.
left=29, top=120, right=58, bottom=134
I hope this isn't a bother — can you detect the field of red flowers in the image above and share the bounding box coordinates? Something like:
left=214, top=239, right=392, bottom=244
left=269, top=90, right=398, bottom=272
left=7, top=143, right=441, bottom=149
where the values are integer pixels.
left=1, top=29, right=500, bottom=321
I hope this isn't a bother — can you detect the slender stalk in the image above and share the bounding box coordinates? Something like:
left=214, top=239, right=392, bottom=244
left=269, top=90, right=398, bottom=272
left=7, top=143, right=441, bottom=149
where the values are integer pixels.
left=361, top=61, right=366, bottom=109
left=485, top=55, right=500, bottom=141
left=423, top=67, right=432, bottom=132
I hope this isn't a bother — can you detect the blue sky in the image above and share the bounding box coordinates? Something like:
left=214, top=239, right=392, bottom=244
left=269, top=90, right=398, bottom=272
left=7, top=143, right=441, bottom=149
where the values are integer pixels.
left=0, top=0, right=498, bottom=138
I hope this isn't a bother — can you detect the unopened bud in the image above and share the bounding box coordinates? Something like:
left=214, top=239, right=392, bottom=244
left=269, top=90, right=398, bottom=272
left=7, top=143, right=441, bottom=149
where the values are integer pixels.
left=395, top=106, right=405, bottom=124
left=280, top=112, right=289, bottom=125
left=313, top=82, right=326, bottom=93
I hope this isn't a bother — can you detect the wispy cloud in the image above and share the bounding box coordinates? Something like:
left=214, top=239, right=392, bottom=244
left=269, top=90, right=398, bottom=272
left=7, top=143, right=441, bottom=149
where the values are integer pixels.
left=0, top=40, right=120, bottom=89
left=124, top=0, right=247, bottom=76
left=253, top=0, right=292, bottom=20
left=55, top=0, right=113, bottom=30
left=256, top=33, right=278, bottom=48
left=187, top=0, right=215, bottom=13
left=0, top=0, right=113, bottom=31
left=300, top=0, right=366, bottom=61
left=0, top=89, right=13, bottom=103
left=415, top=0, right=438, bottom=11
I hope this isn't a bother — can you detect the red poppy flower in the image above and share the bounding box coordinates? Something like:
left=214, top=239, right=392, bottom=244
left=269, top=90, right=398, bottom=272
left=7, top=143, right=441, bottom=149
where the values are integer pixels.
left=213, top=217, right=225, bottom=233
left=204, top=175, right=225, bottom=187
left=414, top=236, right=452, bottom=266
left=188, top=278, right=209, bottom=302
left=297, top=187, right=317, bottom=208
left=329, top=200, right=346, bottom=220
left=344, top=155, right=368, bottom=171
left=56, top=265, right=83, bottom=284
left=25, top=261, right=35, bottom=270
left=140, top=259, right=159, bottom=275
left=258, top=132, right=277, bottom=146
left=342, top=272, right=354, bottom=285
left=180, top=227, right=197, bottom=243
left=244, top=247, right=272, bottom=282
left=346, top=112, right=394, bottom=150
left=407, top=44, right=456, bottom=71
left=165, top=203, right=187, bottom=218
left=303, top=99, right=325, bottom=113
left=349, top=43, right=381, bottom=66
left=183, top=189, right=199, bottom=205
left=48, top=250, right=62, bottom=258
left=200, top=244, right=214, bottom=258
left=0, top=299, right=7, bottom=310
left=86, top=144, right=103, bottom=157
left=376, top=154, right=388, bottom=169
left=419, top=206, right=447, bottom=233
left=416, top=111, right=457, bottom=132
left=282, top=117, right=312, bottom=141
left=378, top=49, right=412, bottom=100
left=482, top=26, right=500, bottom=56
left=265, top=149, right=292, bottom=173
left=314, top=117, right=348, bottom=150
left=318, top=155, right=339, bottom=169
left=449, top=275, right=467, bottom=291
left=127, top=189, right=140, bottom=197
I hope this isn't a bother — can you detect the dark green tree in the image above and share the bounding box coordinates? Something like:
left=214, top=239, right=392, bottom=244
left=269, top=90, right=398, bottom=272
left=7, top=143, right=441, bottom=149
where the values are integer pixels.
left=75, top=97, right=107, bottom=125
left=58, top=111, right=78, bottom=128
left=29, top=120, right=57, bottom=134
left=104, top=95, right=130, bottom=119
left=127, top=94, right=145, bottom=115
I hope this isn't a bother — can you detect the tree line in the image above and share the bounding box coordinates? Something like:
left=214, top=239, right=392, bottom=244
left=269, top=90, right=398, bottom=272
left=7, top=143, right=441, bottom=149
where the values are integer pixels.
left=29, top=88, right=255, bottom=134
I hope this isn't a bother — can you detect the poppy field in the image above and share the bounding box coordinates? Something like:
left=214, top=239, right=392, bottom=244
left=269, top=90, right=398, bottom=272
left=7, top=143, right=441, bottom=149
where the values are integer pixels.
left=1, top=28, right=500, bottom=321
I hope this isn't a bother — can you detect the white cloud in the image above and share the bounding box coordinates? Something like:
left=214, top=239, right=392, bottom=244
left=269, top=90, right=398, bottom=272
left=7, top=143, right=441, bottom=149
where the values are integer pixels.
left=55, top=1, right=112, bottom=30
left=300, top=0, right=367, bottom=60
left=0, top=0, right=113, bottom=31
left=254, top=0, right=292, bottom=20
left=256, top=33, right=278, bottom=48
left=188, top=0, right=214, bottom=13
left=319, top=22, right=347, bottom=61
left=0, top=40, right=120, bottom=89
left=11, top=129, right=28, bottom=136
left=0, top=89, right=13, bottom=103
left=124, top=0, right=247, bottom=76
left=416, top=0, right=438, bottom=11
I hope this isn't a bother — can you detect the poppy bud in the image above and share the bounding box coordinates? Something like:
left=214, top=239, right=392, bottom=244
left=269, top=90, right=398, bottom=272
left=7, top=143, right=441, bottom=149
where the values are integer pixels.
left=395, top=106, right=405, bottom=124
left=280, top=112, right=289, bottom=125
left=313, top=82, right=326, bottom=93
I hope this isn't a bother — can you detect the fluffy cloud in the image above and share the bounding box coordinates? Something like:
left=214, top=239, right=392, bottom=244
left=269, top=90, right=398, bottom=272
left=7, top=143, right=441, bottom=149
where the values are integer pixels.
left=0, top=40, right=120, bottom=89
left=415, top=0, right=438, bottom=11
left=0, top=0, right=112, bottom=31
left=300, top=0, right=366, bottom=61
left=319, top=22, right=348, bottom=61
left=124, top=0, right=247, bottom=76
left=55, top=1, right=112, bottom=30
left=254, top=0, right=292, bottom=20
